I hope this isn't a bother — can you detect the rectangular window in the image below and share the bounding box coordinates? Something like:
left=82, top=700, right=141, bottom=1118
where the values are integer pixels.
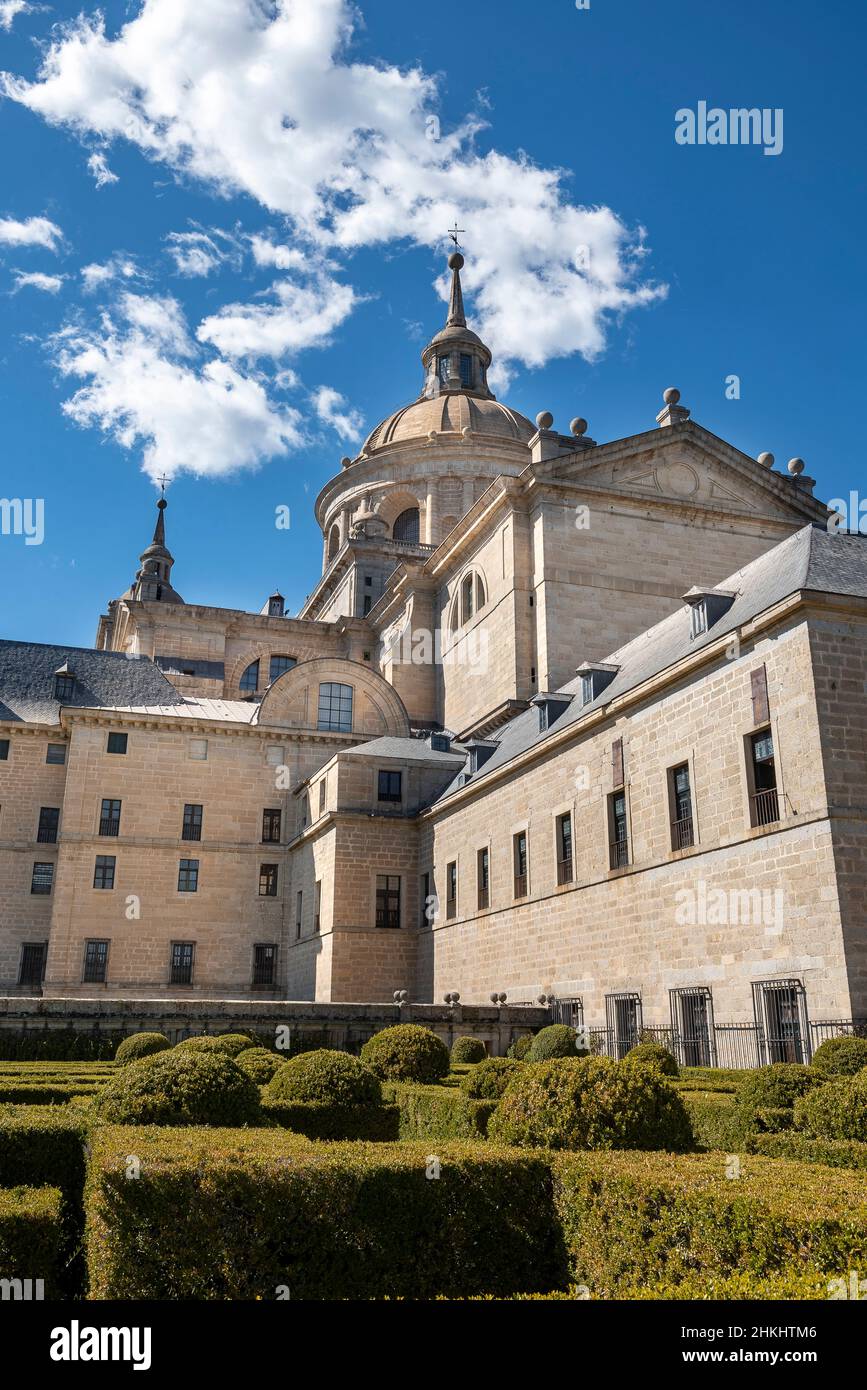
left=93, top=855, right=116, bottom=890
left=18, top=942, right=47, bottom=989
left=178, top=859, right=199, bottom=893
left=670, top=987, right=715, bottom=1068
left=253, top=943, right=277, bottom=988
left=477, top=846, right=489, bottom=910
left=106, top=732, right=127, bottom=755
left=556, top=812, right=573, bottom=884
left=669, top=763, right=694, bottom=850
left=295, top=889, right=303, bottom=939
left=37, top=806, right=60, bottom=843
left=259, top=863, right=279, bottom=897
left=99, top=798, right=121, bottom=837
left=54, top=674, right=76, bottom=701
left=377, top=770, right=402, bottom=803
left=437, top=354, right=450, bottom=385
left=446, top=861, right=457, bottom=920
left=83, top=939, right=109, bottom=984
left=749, top=728, right=779, bottom=826
left=317, top=682, right=353, bottom=733
left=513, top=830, right=528, bottom=898
left=182, top=803, right=203, bottom=841
left=262, top=808, right=281, bottom=843
left=690, top=601, right=708, bottom=639
left=605, top=992, right=642, bottom=1060
left=170, top=942, right=194, bottom=986
left=189, top=738, right=208, bottom=761
left=46, top=743, right=67, bottom=765
left=752, top=979, right=808, bottom=1064
left=375, top=874, right=401, bottom=929
left=609, top=791, right=629, bottom=869
left=0, top=739, right=9, bottom=760
left=420, top=871, right=431, bottom=927
left=459, top=353, right=473, bottom=386
left=31, top=862, right=54, bottom=895
left=314, top=880, right=321, bottom=933
left=318, top=780, right=326, bottom=815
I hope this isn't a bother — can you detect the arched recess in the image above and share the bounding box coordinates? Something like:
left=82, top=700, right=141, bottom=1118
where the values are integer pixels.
left=450, top=566, right=489, bottom=630
left=327, top=524, right=340, bottom=561
left=255, top=657, right=411, bottom=737
left=392, top=507, right=420, bottom=543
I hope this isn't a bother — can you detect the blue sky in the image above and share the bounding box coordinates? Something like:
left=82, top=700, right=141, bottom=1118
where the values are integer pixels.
left=0, top=0, right=863, bottom=646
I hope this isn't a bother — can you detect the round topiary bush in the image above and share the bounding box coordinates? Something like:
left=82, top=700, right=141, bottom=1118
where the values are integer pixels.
left=264, top=1050, right=381, bottom=1107
left=507, top=1034, right=533, bottom=1061
left=488, top=1055, right=692, bottom=1151
left=460, top=1056, right=523, bottom=1099
left=174, top=1034, right=253, bottom=1056
left=93, top=1050, right=262, bottom=1127
left=811, top=1036, right=867, bottom=1078
left=737, top=1063, right=818, bottom=1113
left=795, top=1072, right=867, bottom=1141
left=623, top=1041, right=679, bottom=1077
left=360, top=1024, right=450, bottom=1083
left=451, top=1036, right=487, bottom=1065
left=526, top=1024, right=586, bottom=1062
left=114, top=1032, right=170, bottom=1065
left=236, top=1047, right=284, bottom=1085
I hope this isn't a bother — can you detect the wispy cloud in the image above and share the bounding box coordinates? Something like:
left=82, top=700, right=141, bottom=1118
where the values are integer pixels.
left=87, top=151, right=119, bottom=188
left=0, top=1, right=35, bottom=32
left=13, top=270, right=64, bottom=293
left=311, top=384, right=364, bottom=444
left=0, top=215, right=62, bottom=251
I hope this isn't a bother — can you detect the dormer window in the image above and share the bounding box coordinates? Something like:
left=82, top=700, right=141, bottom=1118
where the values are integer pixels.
left=683, top=587, right=736, bottom=640
left=464, top=740, right=497, bottom=777
left=690, top=603, right=708, bottom=638
left=429, top=733, right=451, bottom=753
left=54, top=672, right=75, bottom=701
left=576, top=663, right=620, bottom=707
left=532, top=693, right=572, bottom=733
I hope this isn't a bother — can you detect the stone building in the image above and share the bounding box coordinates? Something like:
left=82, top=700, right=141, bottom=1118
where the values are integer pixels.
left=1, top=253, right=864, bottom=1061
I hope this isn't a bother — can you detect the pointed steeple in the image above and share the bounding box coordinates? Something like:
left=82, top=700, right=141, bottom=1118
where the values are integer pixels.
left=420, top=248, right=495, bottom=401
left=446, top=251, right=466, bottom=328
left=128, top=489, right=184, bottom=604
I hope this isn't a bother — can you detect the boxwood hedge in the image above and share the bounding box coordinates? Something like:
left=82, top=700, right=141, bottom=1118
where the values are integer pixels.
left=93, top=1051, right=262, bottom=1128
left=381, top=1082, right=496, bottom=1140
left=361, top=1025, right=450, bottom=1084
left=0, top=1185, right=63, bottom=1297
left=261, top=1100, right=400, bottom=1141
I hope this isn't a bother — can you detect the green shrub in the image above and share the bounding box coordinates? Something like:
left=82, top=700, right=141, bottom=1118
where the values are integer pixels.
left=460, top=1057, right=523, bottom=1100
left=624, top=1041, right=678, bottom=1077
left=236, top=1048, right=284, bottom=1086
left=754, top=1106, right=794, bottom=1132
left=682, top=1092, right=753, bottom=1151
left=93, top=1051, right=262, bottom=1127
left=215, top=1034, right=255, bottom=1057
left=678, top=1067, right=745, bottom=1091
left=737, top=1063, right=818, bottom=1113
left=0, top=1103, right=90, bottom=1294
left=507, top=1035, right=533, bottom=1061
left=749, top=1131, right=867, bottom=1170
left=115, top=1032, right=170, bottom=1065
left=261, top=1101, right=400, bottom=1141
left=489, top=1056, right=692, bottom=1152
left=0, top=1186, right=63, bottom=1296
left=811, top=1036, right=867, bottom=1077
left=175, top=1034, right=253, bottom=1056
left=361, top=1025, right=450, bottom=1084
left=382, top=1082, right=496, bottom=1140
left=0, top=1030, right=122, bottom=1062
left=0, top=1084, right=98, bottom=1105
left=85, top=1128, right=567, bottom=1299
left=264, top=1050, right=381, bottom=1107
left=450, top=1036, right=487, bottom=1065
left=795, top=1072, right=867, bottom=1141
left=526, top=1024, right=584, bottom=1062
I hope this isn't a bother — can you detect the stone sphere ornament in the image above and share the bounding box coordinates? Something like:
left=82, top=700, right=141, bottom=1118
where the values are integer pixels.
left=787, top=457, right=805, bottom=476
left=663, top=387, right=680, bottom=405
left=757, top=452, right=774, bottom=468
left=536, top=410, right=554, bottom=430
left=570, top=418, right=588, bottom=437
left=448, top=251, right=464, bottom=271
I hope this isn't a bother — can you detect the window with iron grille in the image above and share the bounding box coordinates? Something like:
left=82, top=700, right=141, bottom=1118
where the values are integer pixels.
left=18, top=942, right=47, bottom=988
left=749, top=728, right=780, bottom=827
left=106, top=732, right=127, bottom=755
left=170, top=942, right=194, bottom=986
left=0, top=739, right=9, bottom=760
left=752, top=979, right=808, bottom=1064
left=83, top=939, right=109, bottom=984
left=375, top=874, right=401, bottom=928
left=46, top=743, right=66, bottom=765
left=93, top=855, right=116, bottom=890
left=99, top=798, right=121, bottom=836
left=314, top=879, right=321, bottom=933
left=182, top=803, right=203, bottom=841
left=669, top=763, right=694, bottom=850
left=605, top=992, right=642, bottom=1059
left=239, top=659, right=260, bottom=693
left=392, top=507, right=420, bottom=543
left=377, top=770, right=402, bottom=803
left=262, top=808, right=281, bottom=843
left=259, top=863, right=279, bottom=897
left=178, top=859, right=199, bottom=893
left=269, top=655, right=296, bottom=683
left=54, top=674, right=75, bottom=701
left=608, top=790, right=629, bottom=869
left=556, top=812, right=573, bottom=884
left=670, top=987, right=715, bottom=1068
left=317, top=682, right=353, bottom=732
left=31, top=862, right=54, bottom=895
left=446, top=861, right=457, bottom=919
left=477, top=846, right=489, bottom=910
left=513, top=830, right=528, bottom=898
left=253, top=943, right=277, bottom=987
left=37, top=806, right=59, bottom=843
left=295, top=890, right=303, bottom=939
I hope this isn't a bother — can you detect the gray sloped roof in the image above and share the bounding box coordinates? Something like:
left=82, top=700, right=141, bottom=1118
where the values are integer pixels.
left=435, top=525, right=867, bottom=801
left=341, top=736, right=466, bottom=764
left=0, top=640, right=185, bottom=724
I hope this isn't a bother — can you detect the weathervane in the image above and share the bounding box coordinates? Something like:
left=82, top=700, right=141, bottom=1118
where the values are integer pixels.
left=447, top=223, right=465, bottom=250
left=156, top=474, right=170, bottom=500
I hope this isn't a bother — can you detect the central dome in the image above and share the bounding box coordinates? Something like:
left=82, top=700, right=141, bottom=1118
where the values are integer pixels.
left=362, top=393, right=535, bottom=454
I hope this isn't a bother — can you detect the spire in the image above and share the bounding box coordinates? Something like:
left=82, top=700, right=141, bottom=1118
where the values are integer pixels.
left=446, top=251, right=466, bottom=328
left=127, top=487, right=184, bottom=604
left=420, top=246, right=495, bottom=401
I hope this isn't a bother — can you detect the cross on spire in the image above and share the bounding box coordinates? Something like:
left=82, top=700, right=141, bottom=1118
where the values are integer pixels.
left=156, top=473, right=170, bottom=500
left=447, top=223, right=465, bottom=250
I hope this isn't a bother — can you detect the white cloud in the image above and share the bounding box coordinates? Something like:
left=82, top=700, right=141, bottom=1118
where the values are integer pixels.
left=1, top=0, right=665, bottom=377
left=249, top=234, right=306, bottom=272
left=311, top=384, right=363, bottom=444
left=0, top=1, right=33, bottom=32
left=80, top=256, right=138, bottom=292
left=51, top=292, right=304, bottom=482
left=0, top=215, right=62, bottom=251
left=165, top=228, right=237, bottom=277
left=12, top=270, right=64, bottom=292
left=87, top=151, right=119, bottom=187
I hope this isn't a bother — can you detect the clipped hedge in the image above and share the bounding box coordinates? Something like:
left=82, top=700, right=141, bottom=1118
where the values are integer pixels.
left=0, top=1084, right=99, bottom=1105
left=93, top=1051, right=262, bottom=1128
left=507, top=1035, right=533, bottom=1061
left=450, top=1036, right=487, bottom=1065
left=361, top=1025, right=450, bottom=1084
left=261, top=1101, right=400, bottom=1141
left=0, top=1030, right=122, bottom=1062
left=489, top=1056, right=692, bottom=1152
left=236, top=1048, right=284, bottom=1086
left=682, top=1092, right=753, bottom=1151
left=85, top=1128, right=567, bottom=1300
left=115, top=1032, right=170, bottom=1065
left=811, top=1035, right=867, bottom=1077
left=264, top=1051, right=381, bottom=1108
left=737, top=1063, right=818, bottom=1113
left=624, top=1041, right=678, bottom=1077
left=174, top=1034, right=254, bottom=1057
left=0, top=1105, right=90, bottom=1209
left=526, top=1024, right=583, bottom=1062
left=382, top=1082, right=497, bottom=1140
left=0, top=1186, right=63, bottom=1296
left=749, top=1131, right=867, bottom=1170
left=795, top=1072, right=867, bottom=1141
left=460, top=1057, right=523, bottom=1100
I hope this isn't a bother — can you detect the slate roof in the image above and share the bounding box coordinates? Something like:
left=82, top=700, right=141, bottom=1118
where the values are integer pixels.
left=0, top=641, right=185, bottom=724
left=340, top=736, right=466, bottom=764
left=435, top=525, right=867, bottom=801
left=101, top=698, right=259, bottom=724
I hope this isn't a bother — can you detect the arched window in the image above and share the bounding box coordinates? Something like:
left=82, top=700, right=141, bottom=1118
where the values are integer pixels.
left=456, top=571, right=487, bottom=627
left=317, top=682, right=353, bottom=733
left=239, top=660, right=260, bottom=693
left=475, top=574, right=486, bottom=609
left=327, top=525, right=340, bottom=561
left=461, top=573, right=475, bottom=623
left=392, top=507, right=420, bottom=543
left=269, top=655, right=296, bottom=683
